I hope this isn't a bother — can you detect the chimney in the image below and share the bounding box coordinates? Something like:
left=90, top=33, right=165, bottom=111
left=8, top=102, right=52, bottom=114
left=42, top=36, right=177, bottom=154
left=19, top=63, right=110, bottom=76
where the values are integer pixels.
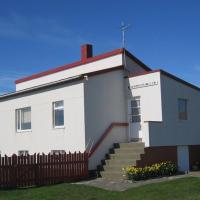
left=81, top=44, right=93, bottom=62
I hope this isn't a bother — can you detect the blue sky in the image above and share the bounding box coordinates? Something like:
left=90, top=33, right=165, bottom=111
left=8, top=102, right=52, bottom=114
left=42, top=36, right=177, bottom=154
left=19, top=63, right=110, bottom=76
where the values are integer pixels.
left=0, top=0, right=200, bottom=94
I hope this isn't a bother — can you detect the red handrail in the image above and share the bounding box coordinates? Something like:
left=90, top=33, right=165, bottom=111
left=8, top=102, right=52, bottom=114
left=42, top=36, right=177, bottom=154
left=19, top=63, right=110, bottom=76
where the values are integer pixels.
left=88, top=122, right=128, bottom=157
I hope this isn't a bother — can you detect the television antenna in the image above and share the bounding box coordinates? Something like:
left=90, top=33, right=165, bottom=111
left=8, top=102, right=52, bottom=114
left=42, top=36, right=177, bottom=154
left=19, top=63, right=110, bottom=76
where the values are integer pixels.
left=120, top=21, right=131, bottom=48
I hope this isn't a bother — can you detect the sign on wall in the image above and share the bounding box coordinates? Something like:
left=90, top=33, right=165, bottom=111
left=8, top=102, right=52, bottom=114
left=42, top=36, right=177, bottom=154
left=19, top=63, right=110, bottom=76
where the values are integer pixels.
left=128, top=81, right=159, bottom=90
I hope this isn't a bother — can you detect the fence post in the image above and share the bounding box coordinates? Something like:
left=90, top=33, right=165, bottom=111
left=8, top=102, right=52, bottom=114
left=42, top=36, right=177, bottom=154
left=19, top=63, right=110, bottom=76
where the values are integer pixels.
left=84, top=152, right=89, bottom=178
left=34, top=153, right=39, bottom=186
left=11, top=154, right=17, bottom=189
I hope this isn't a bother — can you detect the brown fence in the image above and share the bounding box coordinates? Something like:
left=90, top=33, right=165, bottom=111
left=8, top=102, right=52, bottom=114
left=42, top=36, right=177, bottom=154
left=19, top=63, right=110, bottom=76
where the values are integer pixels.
left=0, top=152, right=88, bottom=189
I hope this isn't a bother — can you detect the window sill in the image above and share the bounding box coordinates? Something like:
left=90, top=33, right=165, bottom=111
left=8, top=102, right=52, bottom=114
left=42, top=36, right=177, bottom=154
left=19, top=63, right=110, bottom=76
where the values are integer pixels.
left=16, top=129, right=32, bottom=133
left=53, top=126, right=65, bottom=130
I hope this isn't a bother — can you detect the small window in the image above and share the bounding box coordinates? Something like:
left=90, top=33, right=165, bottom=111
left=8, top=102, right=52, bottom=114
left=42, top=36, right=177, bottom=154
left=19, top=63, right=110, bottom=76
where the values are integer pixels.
left=53, top=101, right=64, bottom=128
left=16, top=107, right=31, bottom=132
left=178, top=99, right=187, bottom=120
left=18, top=150, right=29, bottom=156
left=51, top=150, right=66, bottom=155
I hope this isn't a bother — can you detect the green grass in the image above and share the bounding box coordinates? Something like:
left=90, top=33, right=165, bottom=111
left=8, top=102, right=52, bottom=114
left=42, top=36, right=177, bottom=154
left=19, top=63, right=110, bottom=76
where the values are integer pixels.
left=0, top=177, right=200, bottom=200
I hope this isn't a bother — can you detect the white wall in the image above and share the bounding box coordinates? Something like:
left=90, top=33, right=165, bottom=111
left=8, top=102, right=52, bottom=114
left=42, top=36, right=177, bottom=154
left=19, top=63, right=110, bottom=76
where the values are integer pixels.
left=0, top=81, right=86, bottom=156
left=124, top=55, right=147, bottom=74
left=89, top=127, right=127, bottom=170
left=16, top=55, right=123, bottom=91
left=126, top=72, right=163, bottom=146
left=148, top=74, right=200, bottom=146
left=83, top=59, right=151, bottom=169
left=84, top=70, right=129, bottom=169
left=127, top=72, right=163, bottom=122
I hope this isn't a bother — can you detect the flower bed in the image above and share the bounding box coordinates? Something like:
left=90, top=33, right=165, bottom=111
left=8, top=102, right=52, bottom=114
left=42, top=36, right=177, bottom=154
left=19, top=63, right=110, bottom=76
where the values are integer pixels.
left=123, top=161, right=178, bottom=181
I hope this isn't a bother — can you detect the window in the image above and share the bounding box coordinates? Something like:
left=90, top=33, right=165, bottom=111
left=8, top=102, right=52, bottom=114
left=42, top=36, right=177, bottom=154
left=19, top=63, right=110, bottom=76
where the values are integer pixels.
left=53, top=101, right=64, bottom=128
left=130, top=97, right=141, bottom=123
left=18, top=150, right=29, bottom=156
left=51, top=150, right=66, bottom=155
left=178, top=99, right=188, bottom=120
left=16, top=107, right=31, bottom=132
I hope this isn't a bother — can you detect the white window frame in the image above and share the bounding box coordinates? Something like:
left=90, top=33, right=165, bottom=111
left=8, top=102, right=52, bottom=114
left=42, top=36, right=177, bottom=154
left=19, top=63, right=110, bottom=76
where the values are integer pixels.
left=130, top=97, right=141, bottom=123
left=16, top=107, right=32, bottom=132
left=53, top=100, right=64, bottom=128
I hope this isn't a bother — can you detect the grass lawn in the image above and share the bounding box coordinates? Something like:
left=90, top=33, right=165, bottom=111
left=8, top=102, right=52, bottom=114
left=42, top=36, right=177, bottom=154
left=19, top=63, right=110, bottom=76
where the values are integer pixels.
left=0, top=177, right=200, bottom=200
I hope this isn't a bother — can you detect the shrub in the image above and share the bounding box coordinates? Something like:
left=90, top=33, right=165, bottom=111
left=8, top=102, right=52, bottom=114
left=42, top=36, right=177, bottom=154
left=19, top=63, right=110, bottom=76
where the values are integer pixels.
left=123, top=161, right=178, bottom=181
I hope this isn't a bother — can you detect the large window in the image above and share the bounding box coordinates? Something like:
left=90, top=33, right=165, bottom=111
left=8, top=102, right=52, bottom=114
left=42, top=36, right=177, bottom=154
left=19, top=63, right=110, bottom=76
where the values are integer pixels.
left=178, top=98, right=188, bottom=120
left=16, top=107, right=31, bottom=132
left=53, top=100, right=64, bottom=128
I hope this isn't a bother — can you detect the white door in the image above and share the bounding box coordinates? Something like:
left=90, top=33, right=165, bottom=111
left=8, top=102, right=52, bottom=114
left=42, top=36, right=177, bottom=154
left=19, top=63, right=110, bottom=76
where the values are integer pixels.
left=128, top=97, right=142, bottom=140
left=177, top=146, right=189, bottom=172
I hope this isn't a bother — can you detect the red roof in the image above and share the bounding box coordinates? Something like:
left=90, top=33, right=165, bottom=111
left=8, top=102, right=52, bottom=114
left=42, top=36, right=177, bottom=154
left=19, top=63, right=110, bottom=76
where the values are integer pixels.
left=15, top=48, right=151, bottom=84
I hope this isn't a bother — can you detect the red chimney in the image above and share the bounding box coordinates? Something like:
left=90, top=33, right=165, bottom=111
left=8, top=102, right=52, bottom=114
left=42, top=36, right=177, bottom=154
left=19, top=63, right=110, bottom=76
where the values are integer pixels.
left=81, top=44, right=93, bottom=62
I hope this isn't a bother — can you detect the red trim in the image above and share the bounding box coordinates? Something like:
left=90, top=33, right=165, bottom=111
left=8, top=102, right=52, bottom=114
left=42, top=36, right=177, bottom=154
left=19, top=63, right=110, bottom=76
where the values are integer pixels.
left=15, top=47, right=152, bottom=84
left=88, top=122, right=128, bottom=158
left=15, top=48, right=123, bottom=84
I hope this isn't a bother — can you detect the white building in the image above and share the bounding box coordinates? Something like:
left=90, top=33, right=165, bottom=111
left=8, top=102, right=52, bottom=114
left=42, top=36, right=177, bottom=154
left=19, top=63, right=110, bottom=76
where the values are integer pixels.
left=0, top=44, right=200, bottom=173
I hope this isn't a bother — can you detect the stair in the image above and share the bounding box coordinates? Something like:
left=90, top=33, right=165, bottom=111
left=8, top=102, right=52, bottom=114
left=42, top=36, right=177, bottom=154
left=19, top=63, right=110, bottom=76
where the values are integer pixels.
left=99, top=141, right=145, bottom=180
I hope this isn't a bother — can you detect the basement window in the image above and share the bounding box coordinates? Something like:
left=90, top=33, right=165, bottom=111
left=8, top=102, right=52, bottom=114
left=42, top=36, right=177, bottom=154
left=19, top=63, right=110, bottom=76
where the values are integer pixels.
left=53, top=100, right=64, bottom=128
left=18, top=150, right=29, bottom=156
left=51, top=150, right=66, bottom=155
left=178, top=98, right=188, bottom=120
left=16, top=107, right=32, bottom=132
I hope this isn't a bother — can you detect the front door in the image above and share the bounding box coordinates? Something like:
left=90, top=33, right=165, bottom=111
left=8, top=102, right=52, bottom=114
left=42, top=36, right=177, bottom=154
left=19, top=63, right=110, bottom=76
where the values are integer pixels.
left=128, top=97, right=142, bottom=140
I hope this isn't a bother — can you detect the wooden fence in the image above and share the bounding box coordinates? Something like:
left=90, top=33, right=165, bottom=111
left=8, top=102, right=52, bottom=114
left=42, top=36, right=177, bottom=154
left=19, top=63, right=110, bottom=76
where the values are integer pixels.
left=0, top=152, right=88, bottom=189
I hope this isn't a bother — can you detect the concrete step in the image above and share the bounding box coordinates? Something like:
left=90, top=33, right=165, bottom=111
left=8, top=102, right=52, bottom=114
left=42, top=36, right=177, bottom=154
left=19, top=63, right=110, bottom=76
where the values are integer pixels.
left=105, top=159, right=136, bottom=166
left=114, top=147, right=144, bottom=154
left=100, top=171, right=126, bottom=180
left=109, top=153, right=141, bottom=160
left=103, top=164, right=127, bottom=171
left=97, top=142, right=145, bottom=180
left=119, top=142, right=145, bottom=148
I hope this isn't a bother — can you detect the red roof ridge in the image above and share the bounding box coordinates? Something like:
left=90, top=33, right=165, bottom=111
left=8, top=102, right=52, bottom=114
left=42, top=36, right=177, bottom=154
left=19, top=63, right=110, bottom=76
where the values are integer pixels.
left=15, top=48, right=124, bottom=84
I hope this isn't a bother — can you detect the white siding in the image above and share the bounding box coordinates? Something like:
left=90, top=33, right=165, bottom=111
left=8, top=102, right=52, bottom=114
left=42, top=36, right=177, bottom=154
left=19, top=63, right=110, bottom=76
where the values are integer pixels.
left=124, top=56, right=147, bottom=73
left=0, top=81, right=86, bottom=156
left=148, top=74, right=200, bottom=146
left=84, top=70, right=128, bottom=169
left=127, top=72, right=162, bottom=146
